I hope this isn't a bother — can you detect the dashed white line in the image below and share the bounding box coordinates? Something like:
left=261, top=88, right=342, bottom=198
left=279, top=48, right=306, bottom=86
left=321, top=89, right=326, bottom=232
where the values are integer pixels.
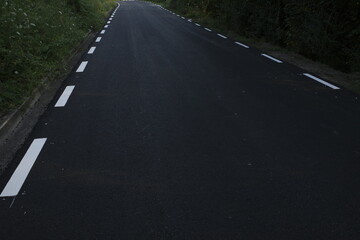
left=95, top=37, right=102, bottom=42
left=261, top=54, right=283, bottom=63
left=55, top=86, right=75, bottom=107
left=76, top=61, right=88, bottom=72
left=303, top=73, right=340, bottom=90
left=0, top=138, right=47, bottom=197
left=181, top=17, right=185, bottom=19
left=188, top=19, right=192, bottom=22
left=195, top=23, right=201, bottom=27
left=235, top=41, right=250, bottom=48
left=204, top=28, right=212, bottom=32
left=100, top=30, right=106, bottom=34
left=88, top=46, right=96, bottom=54
left=217, top=34, right=227, bottom=39
left=104, top=25, right=109, bottom=28
left=107, top=21, right=111, bottom=24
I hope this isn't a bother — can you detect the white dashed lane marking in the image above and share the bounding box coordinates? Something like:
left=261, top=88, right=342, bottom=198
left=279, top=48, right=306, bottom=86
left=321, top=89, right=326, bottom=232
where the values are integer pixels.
left=88, top=47, right=96, bottom=54
left=0, top=138, right=47, bottom=197
left=217, top=34, right=227, bottom=39
left=235, top=42, right=250, bottom=48
left=303, top=73, right=340, bottom=90
left=76, top=61, right=88, bottom=72
left=55, top=86, right=75, bottom=107
left=261, top=54, right=283, bottom=63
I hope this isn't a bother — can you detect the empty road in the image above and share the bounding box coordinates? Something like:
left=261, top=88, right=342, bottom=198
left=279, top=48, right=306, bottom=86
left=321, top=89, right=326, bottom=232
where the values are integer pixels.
left=1, top=1, right=360, bottom=239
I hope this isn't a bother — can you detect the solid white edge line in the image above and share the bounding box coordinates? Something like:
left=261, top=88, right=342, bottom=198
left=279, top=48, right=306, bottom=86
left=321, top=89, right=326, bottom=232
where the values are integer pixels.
left=205, top=28, right=212, bottom=32
left=303, top=73, right=340, bottom=90
left=217, top=34, right=227, bottom=39
left=0, top=138, right=47, bottom=197
left=55, top=86, right=75, bottom=107
left=95, top=37, right=102, bottom=42
left=235, top=41, right=250, bottom=48
left=76, top=61, right=88, bottom=72
left=261, top=54, right=283, bottom=63
left=88, top=46, right=96, bottom=54
left=100, top=30, right=106, bottom=34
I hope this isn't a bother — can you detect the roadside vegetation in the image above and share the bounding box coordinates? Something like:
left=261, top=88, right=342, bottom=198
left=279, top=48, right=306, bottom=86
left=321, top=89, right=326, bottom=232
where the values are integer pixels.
left=0, top=0, right=115, bottom=114
left=155, top=0, right=360, bottom=75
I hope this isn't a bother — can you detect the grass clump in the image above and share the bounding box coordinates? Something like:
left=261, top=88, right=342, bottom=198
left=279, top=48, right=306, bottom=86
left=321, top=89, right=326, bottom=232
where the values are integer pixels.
left=0, top=0, right=115, bottom=114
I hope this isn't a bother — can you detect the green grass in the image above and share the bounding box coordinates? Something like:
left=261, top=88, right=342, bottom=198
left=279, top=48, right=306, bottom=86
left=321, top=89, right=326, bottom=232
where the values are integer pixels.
left=0, top=0, right=116, bottom=114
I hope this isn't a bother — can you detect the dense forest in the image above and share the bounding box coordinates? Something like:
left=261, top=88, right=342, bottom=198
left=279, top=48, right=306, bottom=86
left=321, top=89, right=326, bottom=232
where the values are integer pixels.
left=159, top=0, right=360, bottom=73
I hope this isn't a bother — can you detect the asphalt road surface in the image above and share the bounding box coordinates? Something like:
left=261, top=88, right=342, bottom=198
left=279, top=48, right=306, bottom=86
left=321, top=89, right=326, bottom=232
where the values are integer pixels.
left=1, top=1, right=360, bottom=239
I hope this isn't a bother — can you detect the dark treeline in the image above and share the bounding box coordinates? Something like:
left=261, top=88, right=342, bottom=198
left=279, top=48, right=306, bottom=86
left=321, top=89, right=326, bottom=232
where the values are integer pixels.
left=159, top=0, right=360, bottom=73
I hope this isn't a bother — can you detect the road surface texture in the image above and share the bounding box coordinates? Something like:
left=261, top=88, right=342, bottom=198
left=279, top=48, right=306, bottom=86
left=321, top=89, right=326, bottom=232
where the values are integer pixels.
left=1, top=1, right=360, bottom=239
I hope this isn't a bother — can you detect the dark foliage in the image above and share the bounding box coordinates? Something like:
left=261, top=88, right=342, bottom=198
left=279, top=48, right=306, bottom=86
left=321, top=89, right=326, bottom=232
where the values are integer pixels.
left=160, top=0, right=360, bottom=73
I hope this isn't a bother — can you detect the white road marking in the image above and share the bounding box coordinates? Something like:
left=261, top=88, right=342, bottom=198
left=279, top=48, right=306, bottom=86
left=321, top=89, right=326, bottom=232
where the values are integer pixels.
left=261, top=54, right=283, bottom=63
left=76, top=61, right=88, bottom=72
left=100, top=30, right=106, bottom=34
left=0, top=138, right=47, bottom=197
left=109, top=18, right=112, bottom=20
left=104, top=25, right=109, bottom=28
left=107, top=21, right=111, bottom=24
left=88, top=46, right=96, bottom=54
left=303, top=73, right=340, bottom=90
left=181, top=17, right=185, bottom=19
left=55, top=86, right=75, bottom=107
left=217, top=34, right=227, bottom=39
left=235, top=41, right=250, bottom=48
left=188, top=19, right=192, bottom=22
left=195, top=23, right=201, bottom=27
left=95, top=37, right=102, bottom=42
left=205, top=28, right=212, bottom=32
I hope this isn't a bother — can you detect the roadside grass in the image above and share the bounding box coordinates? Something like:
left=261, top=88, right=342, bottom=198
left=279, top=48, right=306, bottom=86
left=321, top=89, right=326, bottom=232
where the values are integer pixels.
left=149, top=0, right=360, bottom=94
left=0, top=0, right=116, bottom=115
